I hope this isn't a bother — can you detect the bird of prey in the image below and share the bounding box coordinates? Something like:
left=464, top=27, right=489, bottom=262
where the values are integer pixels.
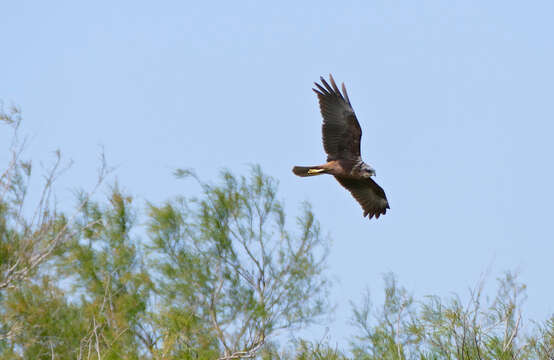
left=292, top=74, right=389, bottom=219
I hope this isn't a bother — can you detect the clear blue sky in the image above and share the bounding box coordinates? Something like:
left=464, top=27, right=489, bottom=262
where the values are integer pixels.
left=2, top=0, right=554, bottom=345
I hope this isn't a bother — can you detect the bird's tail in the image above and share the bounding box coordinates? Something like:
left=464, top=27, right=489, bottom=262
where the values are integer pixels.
left=292, top=165, right=328, bottom=177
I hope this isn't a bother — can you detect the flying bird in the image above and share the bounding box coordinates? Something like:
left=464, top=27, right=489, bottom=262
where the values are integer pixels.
left=292, top=74, right=389, bottom=219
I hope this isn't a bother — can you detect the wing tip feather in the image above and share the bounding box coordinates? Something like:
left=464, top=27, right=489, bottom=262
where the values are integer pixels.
left=341, top=82, right=351, bottom=104
left=315, top=74, right=349, bottom=102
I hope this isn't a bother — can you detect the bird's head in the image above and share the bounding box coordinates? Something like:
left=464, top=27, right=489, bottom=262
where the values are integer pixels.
left=361, top=164, right=376, bottom=178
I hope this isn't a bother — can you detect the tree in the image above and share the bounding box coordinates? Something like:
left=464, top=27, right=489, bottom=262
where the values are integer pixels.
left=350, top=273, right=420, bottom=360
left=0, top=103, right=67, bottom=291
left=0, top=104, right=108, bottom=349
left=350, top=272, right=554, bottom=360
left=147, top=166, right=332, bottom=359
left=529, top=315, right=554, bottom=360
left=57, top=185, right=153, bottom=359
left=0, top=275, right=88, bottom=358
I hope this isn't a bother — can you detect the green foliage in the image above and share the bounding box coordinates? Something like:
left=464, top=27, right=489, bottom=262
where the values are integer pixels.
left=148, top=166, right=331, bottom=358
left=256, top=339, right=348, bottom=360
left=0, top=276, right=88, bottom=359
left=350, top=272, right=554, bottom=360
left=0, top=106, right=56, bottom=290
left=57, top=185, right=152, bottom=359
left=529, top=315, right=554, bottom=360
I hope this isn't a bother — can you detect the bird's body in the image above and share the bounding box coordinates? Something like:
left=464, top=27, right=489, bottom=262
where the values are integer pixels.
left=292, top=74, right=389, bottom=219
left=293, top=159, right=362, bottom=178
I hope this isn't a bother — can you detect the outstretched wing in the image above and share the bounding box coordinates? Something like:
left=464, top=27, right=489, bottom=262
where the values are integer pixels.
left=313, top=74, right=362, bottom=161
left=334, top=176, right=389, bottom=219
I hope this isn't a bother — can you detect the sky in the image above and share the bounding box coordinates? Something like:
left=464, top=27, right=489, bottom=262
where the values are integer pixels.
left=2, top=0, right=554, bottom=347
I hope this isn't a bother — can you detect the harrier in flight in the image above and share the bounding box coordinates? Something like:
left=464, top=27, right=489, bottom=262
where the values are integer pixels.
left=293, top=75, right=389, bottom=219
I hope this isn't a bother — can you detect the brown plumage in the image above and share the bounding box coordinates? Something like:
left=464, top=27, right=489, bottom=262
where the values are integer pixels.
left=292, top=74, right=389, bottom=219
